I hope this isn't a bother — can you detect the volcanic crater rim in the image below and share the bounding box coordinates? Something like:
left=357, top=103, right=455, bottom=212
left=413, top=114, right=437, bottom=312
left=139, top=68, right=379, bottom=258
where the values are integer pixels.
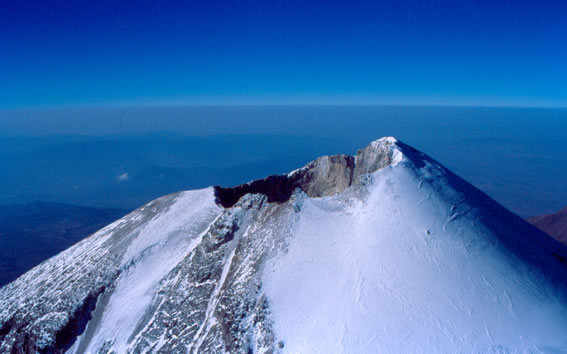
left=214, top=137, right=400, bottom=208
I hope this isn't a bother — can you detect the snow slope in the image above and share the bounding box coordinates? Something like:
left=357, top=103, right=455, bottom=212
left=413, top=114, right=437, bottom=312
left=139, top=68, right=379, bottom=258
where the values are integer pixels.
left=1, top=137, right=567, bottom=353
left=69, top=187, right=221, bottom=353
left=263, top=147, right=567, bottom=352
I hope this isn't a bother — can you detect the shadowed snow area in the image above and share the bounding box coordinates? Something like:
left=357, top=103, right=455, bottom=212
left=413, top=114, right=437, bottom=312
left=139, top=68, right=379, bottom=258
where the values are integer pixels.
left=1, top=137, right=567, bottom=353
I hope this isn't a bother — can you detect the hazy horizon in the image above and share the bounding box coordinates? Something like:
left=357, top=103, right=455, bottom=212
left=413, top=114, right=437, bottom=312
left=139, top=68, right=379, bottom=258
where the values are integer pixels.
left=1, top=105, right=566, bottom=217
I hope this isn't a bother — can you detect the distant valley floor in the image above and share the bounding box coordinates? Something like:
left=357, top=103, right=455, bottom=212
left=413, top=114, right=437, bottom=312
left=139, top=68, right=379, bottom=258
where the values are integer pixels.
left=0, top=201, right=128, bottom=287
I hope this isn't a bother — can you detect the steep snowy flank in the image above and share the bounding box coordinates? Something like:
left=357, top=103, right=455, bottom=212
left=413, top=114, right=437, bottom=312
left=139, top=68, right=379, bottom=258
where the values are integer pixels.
left=1, top=137, right=567, bottom=353
left=0, top=188, right=222, bottom=353
left=263, top=146, right=567, bottom=352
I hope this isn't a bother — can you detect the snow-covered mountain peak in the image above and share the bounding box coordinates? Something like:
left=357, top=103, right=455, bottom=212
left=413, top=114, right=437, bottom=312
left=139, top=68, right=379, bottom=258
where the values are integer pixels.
left=362, top=135, right=399, bottom=151
left=2, top=137, right=567, bottom=353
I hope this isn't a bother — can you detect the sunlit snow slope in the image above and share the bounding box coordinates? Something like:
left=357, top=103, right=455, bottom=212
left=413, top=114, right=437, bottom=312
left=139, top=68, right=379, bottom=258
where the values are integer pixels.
left=263, top=146, right=567, bottom=352
left=1, top=137, right=567, bottom=353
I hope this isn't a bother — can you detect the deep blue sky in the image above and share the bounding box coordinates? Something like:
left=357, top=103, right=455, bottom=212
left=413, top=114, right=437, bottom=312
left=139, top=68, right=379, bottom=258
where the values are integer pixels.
left=1, top=0, right=566, bottom=108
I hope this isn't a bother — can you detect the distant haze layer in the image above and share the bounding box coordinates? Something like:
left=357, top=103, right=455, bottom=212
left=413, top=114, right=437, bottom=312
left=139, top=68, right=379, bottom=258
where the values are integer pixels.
left=0, top=105, right=566, bottom=217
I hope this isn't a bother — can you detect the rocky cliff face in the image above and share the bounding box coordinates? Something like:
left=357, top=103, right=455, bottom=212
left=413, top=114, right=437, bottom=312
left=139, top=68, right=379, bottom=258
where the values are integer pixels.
left=215, top=136, right=400, bottom=208
left=2, top=137, right=567, bottom=353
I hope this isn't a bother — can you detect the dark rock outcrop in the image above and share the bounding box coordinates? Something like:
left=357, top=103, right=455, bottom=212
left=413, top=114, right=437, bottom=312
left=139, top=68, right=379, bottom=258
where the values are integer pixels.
left=215, top=138, right=398, bottom=208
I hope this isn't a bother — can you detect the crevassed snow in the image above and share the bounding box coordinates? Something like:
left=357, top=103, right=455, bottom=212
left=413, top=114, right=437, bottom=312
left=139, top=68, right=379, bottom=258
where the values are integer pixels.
left=262, top=158, right=567, bottom=352
left=73, top=187, right=221, bottom=353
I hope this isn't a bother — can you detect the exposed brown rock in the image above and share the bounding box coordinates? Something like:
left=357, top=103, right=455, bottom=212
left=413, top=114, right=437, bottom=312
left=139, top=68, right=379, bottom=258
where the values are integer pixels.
left=527, top=207, right=567, bottom=246
left=215, top=138, right=398, bottom=208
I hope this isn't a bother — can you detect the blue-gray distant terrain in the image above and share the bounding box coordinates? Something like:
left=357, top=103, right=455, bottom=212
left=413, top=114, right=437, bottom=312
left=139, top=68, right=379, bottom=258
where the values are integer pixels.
left=0, top=202, right=127, bottom=287
left=1, top=105, right=566, bottom=216
left=0, top=133, right=343, bottom=209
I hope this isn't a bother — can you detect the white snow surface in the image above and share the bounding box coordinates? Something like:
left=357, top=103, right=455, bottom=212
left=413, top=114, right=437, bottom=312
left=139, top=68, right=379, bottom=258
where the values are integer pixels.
left=70, top=187, right=221, bottom=353
left=263, top=151, right=567, bottom=352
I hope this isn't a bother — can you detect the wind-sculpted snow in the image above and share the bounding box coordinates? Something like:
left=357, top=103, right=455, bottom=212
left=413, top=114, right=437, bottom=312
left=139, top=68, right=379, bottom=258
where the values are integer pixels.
left=1, top=137, right=567, bottom=353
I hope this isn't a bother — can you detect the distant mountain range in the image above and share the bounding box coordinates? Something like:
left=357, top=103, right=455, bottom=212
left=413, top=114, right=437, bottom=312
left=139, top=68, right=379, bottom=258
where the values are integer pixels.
left=0, top=201, right=127, bottom=287
left=528, top=207, right=567, bottom=246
